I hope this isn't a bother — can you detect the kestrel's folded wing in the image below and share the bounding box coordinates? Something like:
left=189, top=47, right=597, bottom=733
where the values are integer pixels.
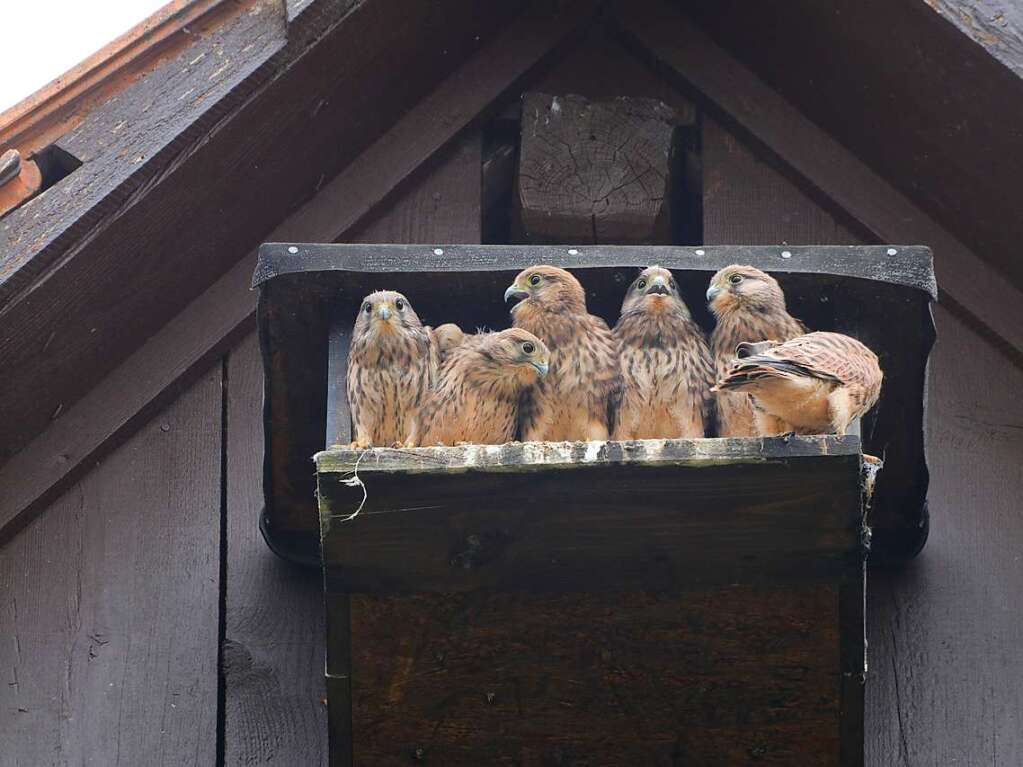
left=718, top=332, right=877, bottom=390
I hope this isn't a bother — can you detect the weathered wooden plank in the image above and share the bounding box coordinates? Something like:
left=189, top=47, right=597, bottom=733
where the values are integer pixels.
left=0, top=367, right=222, bottom=765
left=317, top=438, right=864, bottom=593
left=345, top=586, right=843, bottom=765
left=256, top=243, right=936, bottom=295
left=611, top=0, right=1023, bottom=356
left=516, top=92, right=677, bottom=243
left=926, top=0, right=1023, bottom=78
left=223, top=333, right=328, bottom=766
left=0, top=0, right=574, bottom=543
left=865, top=305, right=1023, bottom=765
left=0, top=0, right=527, bottom=462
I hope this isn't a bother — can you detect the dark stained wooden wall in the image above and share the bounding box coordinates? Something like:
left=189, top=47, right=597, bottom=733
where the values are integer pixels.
left=3, top=23, right=1023, bottom=767
left=701, top=118, right=1023, bottom=765
left=0, top=368, right=223, bottom=765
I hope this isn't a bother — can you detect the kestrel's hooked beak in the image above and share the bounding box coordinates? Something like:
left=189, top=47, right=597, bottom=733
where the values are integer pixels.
left=706, top=285, right=722, bottom=303
left=646, top=275, right=670, bottom=296
left=505, top=283, right=529, bottom=303
left=376, top=305, right=392, bottom=321
left=530, top=360, right=549, bottom=378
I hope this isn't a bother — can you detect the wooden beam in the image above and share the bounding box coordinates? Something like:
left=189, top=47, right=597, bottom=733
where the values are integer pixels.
left=611, top=0, right=1023, bottom=356
left=0, top=0, right=588, bottom=543
left=0, top=0, right=522, bottom=462
left=0, top=0, right=248, bottom=158
left=316, top=437, right=865, bottom=593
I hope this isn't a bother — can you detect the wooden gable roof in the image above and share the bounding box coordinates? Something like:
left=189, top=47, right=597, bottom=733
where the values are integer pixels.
left=2, top=0, right=1022, bottom=544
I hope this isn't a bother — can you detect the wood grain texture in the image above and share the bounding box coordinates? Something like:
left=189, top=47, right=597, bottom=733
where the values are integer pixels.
left=865, top=305, right=1023, bottom=765
left=517, top=92, right=677, bottom=243
left=612, top=0, right=1023, bottom=357
left=926, top=0, right=1023, bottom=77
left=346, top=586, right=844, bottom=765
left=318, top=438, right=865, bottom=593
left=223, top=333, right=328, bottom=766
left=0, top=367, right=222, bottom=766
left=0, top=0, right=522, bottom=463
left=0, top=254, right=256, bottom=546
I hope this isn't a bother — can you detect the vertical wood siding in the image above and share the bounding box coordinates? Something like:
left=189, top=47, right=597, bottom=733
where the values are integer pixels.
left=0, top=368, right=222, bottom=765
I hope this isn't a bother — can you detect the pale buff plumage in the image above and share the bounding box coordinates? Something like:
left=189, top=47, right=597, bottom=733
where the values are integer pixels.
left=411, top=328, right=549, bottom=446
left=505, top=265, right=622, bottom=442
left=714, top=332, right=882, bottom=435
left=346, top=291, right=437, bottom=447
left=613, top=266, right=714, bottom=439
left=706, top=265, right=805, bottom=436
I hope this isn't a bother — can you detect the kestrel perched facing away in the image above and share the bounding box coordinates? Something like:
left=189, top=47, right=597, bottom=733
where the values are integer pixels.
left=347, top=290, right=437, bottom=448
left=411, top=328, right=550, bottom=446
left=714, top=332, right=882, bottom=436
left=706, top=265, right=806, bottom=436
left=505, top=265, right=622, bottom=442
left=613, top=266, right=714, bottom=439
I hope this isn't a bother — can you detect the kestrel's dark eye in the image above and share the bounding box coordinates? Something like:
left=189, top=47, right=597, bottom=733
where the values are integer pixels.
left=522, top=342, right=535, bottom=355
left=363, top=303, right=372, bottom=314
left=637, top=279, right=647, bottom=290
left=395, top=299, right=405, bottom=311
left=529, top=274, right=542, bottom=286
left=728, top=274, right=743, bottom=285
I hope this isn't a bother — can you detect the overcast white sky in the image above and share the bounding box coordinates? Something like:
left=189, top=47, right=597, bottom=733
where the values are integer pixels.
left=1, top=0, right=169, bottom=114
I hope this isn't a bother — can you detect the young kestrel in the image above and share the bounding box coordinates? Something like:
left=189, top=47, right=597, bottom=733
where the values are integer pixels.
left=411, top=328, right=550, bottom=446
left=505, top=265, right=622, bottom=442
left=346, top=290, right=437, bottom=448
left=613, top=266, right=714, bottom=439
left=706, top=265, right=806, bottom=436
left=714, top=331, right=883, bottom=436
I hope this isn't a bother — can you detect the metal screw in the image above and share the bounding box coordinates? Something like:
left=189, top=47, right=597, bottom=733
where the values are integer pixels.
left=887, top=248, right=898, bottom=256
left=433, top=248, right=444, bottom=255
left=568, top=248, right=579, bottom=255
left=413, top=746, right=425, bottom=761
left=695, top=249, right=705, bottom=256
left=781, top=250, right=792, bottom=259
left=287, top=246, right=298, bottom=254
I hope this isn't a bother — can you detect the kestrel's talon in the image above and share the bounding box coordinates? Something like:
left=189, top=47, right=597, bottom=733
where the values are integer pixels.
left=863, top=453, right=884, bottom=467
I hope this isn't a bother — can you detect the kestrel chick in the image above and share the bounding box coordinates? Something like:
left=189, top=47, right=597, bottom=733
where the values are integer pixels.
left=707, top=265, right=805, bottom=436
left=412, top=328, right=550, bottom=446
left=714, top=331, right=882, bottom=436
left=613, top=266, right=714, bottom=439
left=505, top=265, right=621, bottom=442
left=347, top=290, right=437, bottom=448
left=429, top=322, right=466, bottom=358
